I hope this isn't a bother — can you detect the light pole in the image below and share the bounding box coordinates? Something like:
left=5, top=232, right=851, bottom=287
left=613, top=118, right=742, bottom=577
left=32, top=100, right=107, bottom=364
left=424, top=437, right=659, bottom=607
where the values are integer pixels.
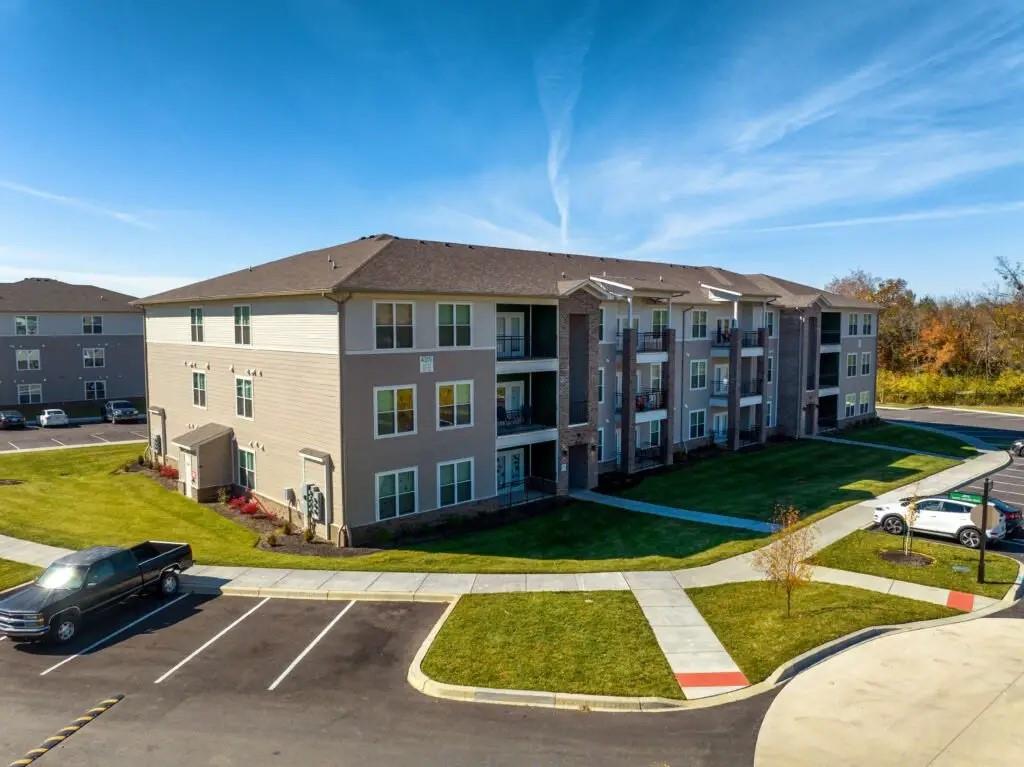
left=978, top=477, right=992, bottom=584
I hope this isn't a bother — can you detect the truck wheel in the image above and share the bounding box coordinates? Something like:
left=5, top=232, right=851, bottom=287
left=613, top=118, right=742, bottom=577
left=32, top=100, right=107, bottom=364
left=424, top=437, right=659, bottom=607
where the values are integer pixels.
left=159, top=571, right=180, bottom=597
left=51, top=613, right=78, bottom=644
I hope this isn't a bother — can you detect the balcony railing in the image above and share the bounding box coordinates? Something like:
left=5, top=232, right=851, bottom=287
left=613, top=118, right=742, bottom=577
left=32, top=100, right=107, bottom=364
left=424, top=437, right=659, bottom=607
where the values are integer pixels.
left=615, top=389, right=666, bottom=412
left=497, top=406, right=554, bottom=435
left=821, top=330, right=841, bottom=345
left=569, top=399, right=589, bottom=424
left=712, top=429, right=728, bottom=444
left=738, top=426, right=762, bottom=445
left=637, top=331, right=665, bottom=353
left=818, top=416, right=838, bottom=430
left=713, top=329, right=763, bottom=348
left=496, top=335, right=528, bottom=360
left=740, top=330, right=761, bottom=348
left=712, top=329, right=732, bottom=346
left=634, top=444, right=663, bottom=466
left=712, top=379, right=730, bottom=396
left=818, top=373, right=839, bottom=388
left=740, top=378, right=763, bottom=396
left=497, top=476, right=559, bottom=508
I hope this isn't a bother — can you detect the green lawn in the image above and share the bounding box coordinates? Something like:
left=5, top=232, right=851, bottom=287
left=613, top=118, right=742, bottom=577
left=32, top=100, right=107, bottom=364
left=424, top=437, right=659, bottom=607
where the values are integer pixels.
left=421, top=592, right=683, bottom=698
left=0, top=444, right=762, bottom=573
left=0, top=559, right=41, bottom=592
left=688, top=581, right=958, bottom=684
left=810, top=530, right=1018, bottom=599
left=836, top=422, right=978, bottom=458
left=621, top=440, right=957, bottom=524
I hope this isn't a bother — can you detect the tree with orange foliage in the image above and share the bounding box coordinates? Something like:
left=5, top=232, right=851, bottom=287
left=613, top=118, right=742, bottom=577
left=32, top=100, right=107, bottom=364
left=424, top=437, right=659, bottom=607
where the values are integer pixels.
left=752, top=505, right=816, bottom=617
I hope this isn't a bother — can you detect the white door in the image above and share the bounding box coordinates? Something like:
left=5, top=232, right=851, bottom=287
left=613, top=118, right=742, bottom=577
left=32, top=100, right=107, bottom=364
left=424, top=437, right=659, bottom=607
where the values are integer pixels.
left=714, top=364, right=728, bottom=394
left=496, top=381, right=524, bottom=413
left=181, top=451, right=194, bottom=496
left=712, top=412, right=728, bottom=442
left=496, top=313, right=525, bottom=357
left=496, top=448, right=525, bottom=490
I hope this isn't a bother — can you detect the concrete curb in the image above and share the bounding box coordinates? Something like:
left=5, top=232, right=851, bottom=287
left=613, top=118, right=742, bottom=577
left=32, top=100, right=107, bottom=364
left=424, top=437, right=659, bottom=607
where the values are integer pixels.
left=922, top=405, right=1024, bottom=420
left=184, top=579, right=457, bottom=603
left=2, top=438, right=147, bottom=455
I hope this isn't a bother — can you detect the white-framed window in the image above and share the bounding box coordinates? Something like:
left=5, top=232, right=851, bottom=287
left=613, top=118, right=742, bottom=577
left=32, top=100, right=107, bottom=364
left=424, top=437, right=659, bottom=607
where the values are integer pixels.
left=235, top=376, right=254, bottom=418
left=690, top=310, right=708, bottom=339
left=844, top=393, right=857, bottom=418
left=846, top=353, right=857, bottom=377
left=437, top=303, right=471, bottom=347
left=689, top=409, right=706, bottom=439
left=652, top=308, right=668, bottom=335
left=190, top=308, right=204, bottom=343
left=861, top=352, right=871, bottom=376
left=237, top=447, right=255, bottom=489
left=690, top=359, right=708, bottom=390
left=597, top=427, right=605, bottom=462
left=375, top=385, right=416, bottom=437
left=766, top=398, right=775, bottom=427
left=597, top=367, right=605, bottom=403
left=376, top=467, right=417, bottom=520
left=650, top=363, right=663, bottom=392
left=615, top=371, right=622, bottom=402
left=862, top=314, right=873, bottom=335
left=192, top=372, right=207, bottom=408
left=766, top=310, right=776, bottom=338
left=233, top=305, right=251, bottom=345
left=598, top=308, right=605, bottom=342
left=847, top=313, right=859, bottom=336
left=437, top=381, right=472, bottom=429
left=15, top=315, right=38, bottom=336
left=17, top=383, right=41, bottom=404
left=82, top=315, right=103, bottom=334
left=650, top=419, right=662, bottom=448
left=375, top=301, right=413, bottom=349
left=437, top=458, right=473, bottom=508
left=15, top=349, right=40, bottom=371
left=84, top=380, right=107, bottom=400
left=83, top=347, right=106, bottom=368
left=766, top=354, right=774, bottom=384
left=859, top=391, right=870, bottom=414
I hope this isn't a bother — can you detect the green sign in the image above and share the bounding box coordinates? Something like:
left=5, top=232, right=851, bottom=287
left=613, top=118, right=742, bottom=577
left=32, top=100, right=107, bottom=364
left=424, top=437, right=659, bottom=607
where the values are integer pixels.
left=950, top=491, right=983, bottom=504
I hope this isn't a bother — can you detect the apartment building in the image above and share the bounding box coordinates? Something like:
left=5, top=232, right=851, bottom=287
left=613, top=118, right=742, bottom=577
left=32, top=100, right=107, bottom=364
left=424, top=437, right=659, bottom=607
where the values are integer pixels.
left=0, top=278, right=144, bottom=415
left=137, top=235, right=877, bottom=545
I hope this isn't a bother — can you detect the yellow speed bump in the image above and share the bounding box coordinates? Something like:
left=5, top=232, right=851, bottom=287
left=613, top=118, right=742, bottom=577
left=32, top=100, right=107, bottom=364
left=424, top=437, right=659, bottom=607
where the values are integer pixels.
left=7, top=694, right=123, bottom=767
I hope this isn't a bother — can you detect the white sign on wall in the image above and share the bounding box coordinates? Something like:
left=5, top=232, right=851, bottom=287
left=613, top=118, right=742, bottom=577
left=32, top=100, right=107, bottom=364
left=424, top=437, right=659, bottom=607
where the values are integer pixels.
left=420, top=355, right=434, bottom=374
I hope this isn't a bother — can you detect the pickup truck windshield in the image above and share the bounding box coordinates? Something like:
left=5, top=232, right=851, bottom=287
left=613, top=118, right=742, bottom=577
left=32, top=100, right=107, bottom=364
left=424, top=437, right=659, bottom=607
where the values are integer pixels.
left=37, top=565, right=87, bottom=590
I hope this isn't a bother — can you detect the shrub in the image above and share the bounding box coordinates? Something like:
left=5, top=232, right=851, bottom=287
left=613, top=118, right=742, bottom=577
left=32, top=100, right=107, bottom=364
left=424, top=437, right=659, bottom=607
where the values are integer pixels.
left=877, top=370, right=1024, bottom=406
left=216, top=487, right=229, bottom=505
left=279, top=520, right=294, bottom=536
left=240, top=500, right=260, bottom=515
left=303, top=526, right=316, bottom=543
left=158, top=465, right=179, bottom=480
left=264, top=532, right=278, bottom=547
left=137, top=455, right=144, bottom=466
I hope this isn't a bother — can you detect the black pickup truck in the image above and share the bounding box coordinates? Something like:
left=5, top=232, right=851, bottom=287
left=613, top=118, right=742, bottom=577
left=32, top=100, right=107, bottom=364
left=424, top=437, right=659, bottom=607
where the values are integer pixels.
left=0, top=541, right=192, bottom=644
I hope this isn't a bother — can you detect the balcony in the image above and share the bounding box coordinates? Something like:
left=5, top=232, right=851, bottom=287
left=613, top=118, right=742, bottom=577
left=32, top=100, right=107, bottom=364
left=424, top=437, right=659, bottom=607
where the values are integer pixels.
left=496, top=335, right=529, bottom=361
left=806, top=374, right=817, bottom=391
left=740, top=378, right=763, bottom=397
left=738, top=426, right=762, bottom=445
left=818, top=416, right=838, bottom=430
left=821, top=330, right=841, bottom=345
left=497, top=476, right=559, bottom=508
left=712, top=329, right=732, bottom=346
left=712, top=429, right=728, bottom=444
left=818, top=372, right=839, bottom=388
left=712, top=379, right=730, bottom=396
left=634, top=443, right=663, bottom=467
left=496, top=406, right=555, bottom=436
left=712, top=328, right=763, bottom=350
left=615, top=389, right=666, bottom=413
left=740, top=330, right=761, bottom=348
left=569, top=399, right=590, bottom=425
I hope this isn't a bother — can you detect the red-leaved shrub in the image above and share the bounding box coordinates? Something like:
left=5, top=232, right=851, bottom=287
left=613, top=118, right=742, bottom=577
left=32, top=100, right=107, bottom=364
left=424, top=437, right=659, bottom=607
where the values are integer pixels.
left=158, top=465, right=179, bottom=480
left=240, top=500, right=260, bottom=515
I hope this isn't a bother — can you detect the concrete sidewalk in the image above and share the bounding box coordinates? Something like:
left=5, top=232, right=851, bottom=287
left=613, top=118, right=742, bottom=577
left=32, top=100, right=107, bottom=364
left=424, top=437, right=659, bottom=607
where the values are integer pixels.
left=810, top=565, right=1000, bottom=613
left=569, top=489, right=777, bottom=533
left=810, top=434, right=970, bottom=460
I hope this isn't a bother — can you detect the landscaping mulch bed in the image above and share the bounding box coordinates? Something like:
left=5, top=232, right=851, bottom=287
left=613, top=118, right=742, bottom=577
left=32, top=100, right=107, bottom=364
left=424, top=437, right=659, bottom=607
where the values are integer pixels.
left=878, top=549, right=935, bottom=568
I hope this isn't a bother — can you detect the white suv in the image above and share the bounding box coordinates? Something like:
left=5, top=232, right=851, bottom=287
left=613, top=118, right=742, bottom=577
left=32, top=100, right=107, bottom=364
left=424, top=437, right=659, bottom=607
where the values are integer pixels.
left=873, top=496, right=1006, bottom=549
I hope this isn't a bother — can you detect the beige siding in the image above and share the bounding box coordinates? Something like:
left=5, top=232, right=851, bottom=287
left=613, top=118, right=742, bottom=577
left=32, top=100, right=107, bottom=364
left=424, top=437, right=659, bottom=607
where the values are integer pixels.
left=343, top=294, right=498, bottom=353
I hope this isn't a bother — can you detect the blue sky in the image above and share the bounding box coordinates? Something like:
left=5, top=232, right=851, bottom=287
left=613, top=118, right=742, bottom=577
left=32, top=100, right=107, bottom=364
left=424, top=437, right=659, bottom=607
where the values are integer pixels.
left=1, top=0, right=1022, bottom=298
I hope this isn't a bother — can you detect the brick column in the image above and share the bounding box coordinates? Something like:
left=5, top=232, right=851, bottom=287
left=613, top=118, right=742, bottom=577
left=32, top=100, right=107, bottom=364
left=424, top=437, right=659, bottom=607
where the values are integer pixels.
left=757, top=328, right=768, bottom=444
left=727, top=330, right=741, bottom=450
left=661, top=328, right=676, bottom=465
left=620, top=328, right=637, bottom=473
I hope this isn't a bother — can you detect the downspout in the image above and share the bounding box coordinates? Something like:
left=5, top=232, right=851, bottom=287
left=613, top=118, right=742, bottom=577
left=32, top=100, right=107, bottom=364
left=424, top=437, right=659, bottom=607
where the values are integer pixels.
left=323, top=290, right=351, bottom=546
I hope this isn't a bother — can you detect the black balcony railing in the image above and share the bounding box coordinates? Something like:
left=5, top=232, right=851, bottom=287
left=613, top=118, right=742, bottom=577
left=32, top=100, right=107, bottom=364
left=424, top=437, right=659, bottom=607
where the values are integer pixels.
left=740, top=330, right=761, bottom=348
left=712, top=429, right=728, bottom=444
left=712, top=379, right=730, bottom=396
left=497, top=476, right=558, bottom=508
left=615, top=389, right=666, bottom=412
left=712, top=329, right=732, bottom=346
left=496, top=335, right=528, bottom=360
left=821, top=330, right=841, bottom=345
left=497, top=406, right=551, bottom=435
left=741, top=378, right=764, bottom=396
left=569, top=399, right=589, bottom=424
left=635, top=444, right=663, bottom=466
left=738, top=426, right=762, bottom=444
left=818, top=373, right=839, bottom=388
left=818, top=416, right=838, bottom=430
left=636, top=331, right=665, bottom=353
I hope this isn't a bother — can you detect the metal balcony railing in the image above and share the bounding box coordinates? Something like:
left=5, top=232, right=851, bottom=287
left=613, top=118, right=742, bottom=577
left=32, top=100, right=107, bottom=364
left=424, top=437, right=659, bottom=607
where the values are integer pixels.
left=496, top=334, right=528, bottom=360
left=741, top=378, right=763, bottom=396
left=636, top=332, right=665, bottom=353
left=496, top=406, right=554, bottom=435
left=818, top=373, right=839, bottom=388
left=712, top=379, right=730, bottom=396
left=497, top=476, right=558, bottom=508
left=740, top=330, right=761, bottom=348
left=615, top=389, right=666, bottom=412
left=634, top=444, right=663, bottom=465
left=712, top=429, right=728, bottom=444
left=738, top=426, right=762, bottom=444
left=821, top=330, right=841, bottom=345
left=712, top=329, right=732, bottom=346
left=818, top=416, right=838, bottom=430
left=569, top=399, right=590, bottom=424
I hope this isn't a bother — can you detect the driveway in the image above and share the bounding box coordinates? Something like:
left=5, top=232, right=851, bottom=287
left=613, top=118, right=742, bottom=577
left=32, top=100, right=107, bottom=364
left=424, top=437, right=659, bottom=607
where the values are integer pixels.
left=880, top=406, right=1024, bottom=449
left=0, top=422, right=148, bottom=453
left=1, top=593, right=775, bottom=767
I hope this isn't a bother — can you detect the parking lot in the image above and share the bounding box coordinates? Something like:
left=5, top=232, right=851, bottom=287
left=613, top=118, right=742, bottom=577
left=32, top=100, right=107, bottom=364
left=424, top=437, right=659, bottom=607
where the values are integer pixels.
left=0, top=592, right=771, bottom=766
left=0, top=421, right=148, bottom=453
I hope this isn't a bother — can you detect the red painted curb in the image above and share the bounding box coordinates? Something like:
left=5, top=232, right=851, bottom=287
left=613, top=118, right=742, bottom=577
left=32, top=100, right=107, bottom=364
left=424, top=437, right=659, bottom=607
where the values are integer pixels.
left=945, top=590, right=975, bottom=612
left=675, top=671, right=749, bottom=687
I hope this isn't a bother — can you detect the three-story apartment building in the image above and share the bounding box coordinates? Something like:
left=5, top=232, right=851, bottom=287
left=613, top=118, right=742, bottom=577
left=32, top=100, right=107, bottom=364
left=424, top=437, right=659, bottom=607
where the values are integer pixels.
left=0, top=278, right=144, bottom=415
left=137, top=235, right=878, bottom=545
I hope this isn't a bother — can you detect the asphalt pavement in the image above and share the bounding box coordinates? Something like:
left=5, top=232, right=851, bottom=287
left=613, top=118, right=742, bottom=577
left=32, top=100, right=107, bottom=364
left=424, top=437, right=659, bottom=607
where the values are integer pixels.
left=0, top=421, right=148, bottom=453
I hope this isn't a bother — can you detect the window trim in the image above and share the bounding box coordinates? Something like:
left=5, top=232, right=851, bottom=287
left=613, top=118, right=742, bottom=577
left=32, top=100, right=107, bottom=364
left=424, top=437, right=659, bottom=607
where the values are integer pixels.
left=844, top=393, right=857, bottom=418
left=84, top=379, right=107, bottom=401
left=83, top=347, right=106, bottom=369
left=598, top=308, right=606, bottom=342
left=373, top=384, right=418, bottom=439
left=373, top=300, right=415, bottom=351
left=236, top=446, right=256, bottom=489
left=234, top=375, right=254, bottom=420
left=436, top=302, right=472, bottom=348
left=436, top=380, right=474, bottom=431
left=766, top=310, right=776, bottom=338
left=436, top=457, right=474, bottom=509
left=766, top=354, right=774, bottom=384
left=82, top=314, right=103, bottom=335
left=17, top=383, right=42, bottom=404
left=861, top=352, right=871, bottom=376
left=862, top=313, right=873, bottom=336
left=689, top=408, right=707, bottom=440
left=597, top=367, right=605, bottom=404
left=650, top=362, right=662, bottom=392
left=846, top=353, right=858, bottom=378
left=597, top=427, right=605, bottom=462
left=766, top=398, right=774, bottom=427
left=847, top=312, right=859, bottom=336
left=652, top=308, right=669, bottom=335
left=192, top=371, right=207, bottom=409
left=689, top=309, right=708, bottom=340
left=649, top=418, right=662, bottom=448
left=189, top=307, right=205, bottom=343
left=374, top=466, right=419, bottom=521
left=15, top=348, right=41, bottom=371
left=233, top=304, right=252, bottom=346
left=689, top=359, right=708, bottom=390
left=859, top=390, right=870, bottom=415
left=15, top=315, right=39, bottom=336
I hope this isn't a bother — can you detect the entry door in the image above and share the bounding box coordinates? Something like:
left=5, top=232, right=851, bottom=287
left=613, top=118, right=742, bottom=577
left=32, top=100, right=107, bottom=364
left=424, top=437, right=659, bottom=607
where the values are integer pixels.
left=496, top=448, right=525, bottom=491
left=712, top=412, right=728, bottom=442
left=496, top=313, right=525, bottom=358
left=181, top=451, right=194, bottom=496
left=496, top=381, right=525, bottom=416
left=714, top=364, right=729, bottom=393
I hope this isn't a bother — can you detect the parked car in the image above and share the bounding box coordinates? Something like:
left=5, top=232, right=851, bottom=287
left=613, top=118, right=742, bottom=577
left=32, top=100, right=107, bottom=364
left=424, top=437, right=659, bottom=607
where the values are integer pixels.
left=38, top=408, right=69, bottom=428
left=873, top=496, right=1006, bottom=548
left=1012, top=437, right=1024, bottom=457
left=0, top=541, right=192, bottom=644
left=104, top=400, right=141, bottom=423
left=0, top=410, right=26, bottom=429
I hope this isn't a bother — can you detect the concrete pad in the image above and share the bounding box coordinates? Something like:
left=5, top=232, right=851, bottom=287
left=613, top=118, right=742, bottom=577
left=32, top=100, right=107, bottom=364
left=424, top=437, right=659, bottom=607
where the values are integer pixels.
left=885, top=578, right=948, bottom=606
left=811, top=565, right=894, bottom=593
left=192, top=565, right=250, bottom=580
left=623, top=571, right=680, bottom=590
left=632, top=589, right=692, bottom=607
left=471, top=574, right=526, bottom=593
left=663, top=650, right=739, bottom=674
left=366, top=572, right=427, bottom=594
left=525, top=574, right=581, bottom=592
left=640, top=604, right=707, bottom=627
left=683, top=684, right=748, bottom=700
left=320, top=571, right=381, bottom=592
left=416, top=573, right=476, bottom=597
left=273, top=570, right=335, bottom=590
left=652, top=625, right=727, bottom=654
left=578, top=572, right=629, bottom=591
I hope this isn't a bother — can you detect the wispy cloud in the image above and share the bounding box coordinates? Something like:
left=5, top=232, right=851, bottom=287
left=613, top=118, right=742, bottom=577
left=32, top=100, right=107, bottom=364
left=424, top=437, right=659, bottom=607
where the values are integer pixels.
left=744, top=200, right=1024, bottom=233
left=0, top=179, right=153, bottom=228
left=0, top=261, right=193, bottom=298
left=533, top=6, right=596, bottom=247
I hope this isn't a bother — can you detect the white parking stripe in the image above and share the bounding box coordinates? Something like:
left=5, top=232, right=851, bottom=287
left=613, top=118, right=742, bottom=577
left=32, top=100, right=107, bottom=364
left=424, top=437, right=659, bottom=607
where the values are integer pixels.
left=91, top=434, right=110, bottom=443
left=50, top=438, right=65, bottom=447
left=267, top=601, right=355, bottom=691
left=130, top=431, right=148, bottom=439
left=7, top=442, right=19, bottom=450
left=40, top=594, right=189, bottom=677
left=154, top=597, right=269, bottom=684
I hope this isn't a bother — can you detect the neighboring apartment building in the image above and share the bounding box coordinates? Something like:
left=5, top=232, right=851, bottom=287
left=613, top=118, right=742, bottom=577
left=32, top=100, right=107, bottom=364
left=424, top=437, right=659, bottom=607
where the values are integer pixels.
left=0, top=278, right=145, bottom=414
left=137, top=235, right=878, bottom=545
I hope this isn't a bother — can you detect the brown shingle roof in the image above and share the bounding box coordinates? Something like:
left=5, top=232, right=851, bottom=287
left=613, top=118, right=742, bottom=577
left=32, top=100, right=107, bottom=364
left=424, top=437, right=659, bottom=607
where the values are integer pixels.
left=748, top=274, right=878, bottom=310
left=0, top=278, right=139, bottom=313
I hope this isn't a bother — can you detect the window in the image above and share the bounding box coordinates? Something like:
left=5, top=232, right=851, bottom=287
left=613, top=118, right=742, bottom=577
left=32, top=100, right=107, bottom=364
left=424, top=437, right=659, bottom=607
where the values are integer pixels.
left=844, top=393, right=857, bottom=418
left=652, top=309, right=668, bottom=335
left=597, top=427, right=605, bottom=462
left=766, top=354, right=774, bottom=384
left=598, top=308, right=605, bottom=342
left=689, top=409, right=706, bottom=439
left=690, top=310, right=708, bottom=339
left=847, top=313, right=859, bottom=336
left=375, top=385, right=415, bottom=437
left=862, top=313, right=873, bottom=335
left=190, top=308, right=204, bottom=343
left=376, top=468, right=416, bottom=519
left=375, top=302, right=413, bottom=349
left=437, top=381, right=472, bottom=429
left=650, top=363, right=662, bottom=392
left=15, top=349, right=40, bottom=371
left=82, top=315, right=103, bottom=334
left=17, top=383, right=41, bottom=404
left=192, top=372, right=207, bottom=408
left=15, top=315, right=38, bottom=336
left=235, top=377, right=253, bottom=418
left=438, top=459, right=473, bottom=507
left=650, top=419, right=662, bottom=448
left=233, top=306, right=251, bottom=345
left=766, top=310, right=776, bottom=338
left=846, top=353, right=857, bottom=377
left=859, top=391, right=870, bottom=415
left=237, top=447, right=255, bottom=489
left=83, top=347, right=106, bottom=368
left=597, top=367, right=605, bottom=403
left=438, top=303, right=471, bottom=347
left=690, top=359, right=707, bottom=390
left=861, top=352, right=871, bottom=376
left=766, top=398, right=775, bottom=427
left=84, top=380, right=107, bottom=400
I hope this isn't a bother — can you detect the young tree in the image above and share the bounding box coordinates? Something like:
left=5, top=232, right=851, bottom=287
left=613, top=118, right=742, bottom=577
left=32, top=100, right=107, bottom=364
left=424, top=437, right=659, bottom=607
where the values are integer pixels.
left=903, top=490, right=921, bottom=556
left=752, top=505, right=816, bottom=617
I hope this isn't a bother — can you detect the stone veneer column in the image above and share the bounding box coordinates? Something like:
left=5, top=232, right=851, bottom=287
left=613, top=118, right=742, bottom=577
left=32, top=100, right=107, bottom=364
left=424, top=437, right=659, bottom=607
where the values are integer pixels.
left=661, top=327, right=677, bottom=465
left=620, top=328, right=638, bottom=474
left=557, top=291, right=601, bottom=493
